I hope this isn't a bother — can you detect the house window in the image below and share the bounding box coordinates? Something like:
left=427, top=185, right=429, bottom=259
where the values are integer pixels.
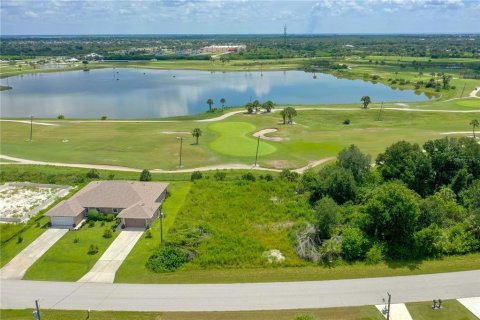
left=113, top=208, right=118, bottom=214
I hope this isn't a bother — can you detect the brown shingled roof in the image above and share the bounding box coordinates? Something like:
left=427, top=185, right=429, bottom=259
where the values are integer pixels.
left=46, top=200, right=84, bottom=217
left=46, top=181, right=168, bottom=218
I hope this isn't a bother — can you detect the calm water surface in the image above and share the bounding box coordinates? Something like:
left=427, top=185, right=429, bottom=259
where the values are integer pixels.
left=0, top=69, right=431, bottom=119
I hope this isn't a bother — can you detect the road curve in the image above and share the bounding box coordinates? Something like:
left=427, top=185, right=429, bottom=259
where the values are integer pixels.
left=1, top=270, right=479, bottom=311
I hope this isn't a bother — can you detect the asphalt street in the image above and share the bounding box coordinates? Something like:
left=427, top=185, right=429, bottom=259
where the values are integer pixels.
left=1, top=270, right=479, bottom=311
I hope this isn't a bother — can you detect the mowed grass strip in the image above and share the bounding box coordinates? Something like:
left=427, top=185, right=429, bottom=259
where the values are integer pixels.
left=23, top=221, right=119, bottom=281
left=208, top=121, right=277, bottom=157
left=406, top=299, right=478, bottom=320
left=0, top=305, right=384, bottom=320
left=115, top=181, right=192, bottom=283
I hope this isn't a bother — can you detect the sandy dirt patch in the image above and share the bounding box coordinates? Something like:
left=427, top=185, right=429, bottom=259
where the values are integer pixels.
left=253, top=128, right=285, bottom=141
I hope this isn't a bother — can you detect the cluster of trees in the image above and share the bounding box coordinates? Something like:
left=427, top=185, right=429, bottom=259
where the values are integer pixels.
left=3, top=35, right=478, bottom=60
left=244, top=100, right=275, bottom=114
left=299, top=137, right=480, bottom=262
left=206, top=98, right=226, bottom=112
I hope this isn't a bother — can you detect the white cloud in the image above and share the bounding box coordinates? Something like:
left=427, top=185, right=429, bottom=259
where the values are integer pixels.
left=25, top=10, right=38, bottom=18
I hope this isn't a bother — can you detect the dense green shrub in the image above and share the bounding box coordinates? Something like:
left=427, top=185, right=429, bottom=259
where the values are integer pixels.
left=365, top=244, right=384, bottom=264
left=341, top=226, right=369, bottom=261
left=213, top=170, right=226, bottom=181
left=146, top=246, right=188, bottom=273
left=139, top=169, right=152, bottom=182
left=314, top=197, right=341, bottom=239
left=241, top=172, right=256, bottom=181
left=414, top=224, right=446, bottom=257
left=279, top=169, right=300, bottom=182
left=191, top=171, right=203, bottom=181
left=88, top=244, right=99, bottom=255
left=308, top=165, right=357, bottom=204
left=86, top=169, right=100, bottom=179
left=87, top=209, right=101, bottom=221
left=103, top=228, right=113, bottom=239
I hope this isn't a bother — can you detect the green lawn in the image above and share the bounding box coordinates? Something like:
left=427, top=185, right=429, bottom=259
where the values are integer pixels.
left=0, top=216, right=50, bottom=268
left=406, top=300, right=478, bottom=320
left=209, top=121, right=277, bottom=156
left=23, top=221, right=119, bottom=281
left=1, top=108, right=478, bottom=170
left=115, top=181, right=192, bottom=282
left=0, top=305, right=383, bottom=320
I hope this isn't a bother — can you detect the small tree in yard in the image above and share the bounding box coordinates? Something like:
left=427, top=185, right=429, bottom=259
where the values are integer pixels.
left=88, top=244, right=99, bottom=255
left=192, top=128, right=202, bottom=144
left=139, top=169, right=152, bottom=181
left=103, top=228, right=113, bottom=239
left=470, top=119, right=479, bottom=138
left=361, top=96, right=371, bottom=109
left=220, top=98, right=226, bottom=109
left=146, top=245, right=188, bottom=273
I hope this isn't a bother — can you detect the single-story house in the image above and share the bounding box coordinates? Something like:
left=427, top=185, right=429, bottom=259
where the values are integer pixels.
left=46, top=181, right=168, bottom=229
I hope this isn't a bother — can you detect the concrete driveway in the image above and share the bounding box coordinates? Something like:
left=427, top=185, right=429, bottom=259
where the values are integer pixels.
left=0, top=228, right=68, bottom=280
left=78, top=230, right=143, bottom=283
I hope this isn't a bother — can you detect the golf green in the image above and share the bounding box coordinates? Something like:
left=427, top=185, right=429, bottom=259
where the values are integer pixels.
left=208, top=122, right=277, bottom=157
left=455, top=99, right=480, bottom=107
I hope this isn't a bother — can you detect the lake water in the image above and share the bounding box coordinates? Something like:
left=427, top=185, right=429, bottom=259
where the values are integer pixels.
left=0, top=68, right=431, bottom=119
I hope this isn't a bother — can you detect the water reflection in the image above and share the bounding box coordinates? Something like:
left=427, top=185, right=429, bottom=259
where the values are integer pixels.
left=0, top=69, right=431, bottom=119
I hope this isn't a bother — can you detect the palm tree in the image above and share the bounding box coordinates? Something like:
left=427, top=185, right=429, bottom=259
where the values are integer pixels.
left=206, top=99, right=214, bottom=112
left=361, top=96, right=371, bottom=109
left=285, top=106, right=297, bottom=124
left=220, top=98, right=226, bottom=110
left=471, top=119, right=479, bottom=139
left=252, top=100, right=261, bottom=113
left=245, top=102, right=254, bottom=114
left=280, top=109, right=286, bottom=124
left=191, top=128, right=202, bottom=144
left=262, top=100, right=274, bottom=112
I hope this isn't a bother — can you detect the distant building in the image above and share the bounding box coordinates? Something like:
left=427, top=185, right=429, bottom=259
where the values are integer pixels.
left=84, top=53, right=104, bottom=61
left=202, top=45, right=246, bottom=54
left=66, top=58, right=79, bottom=63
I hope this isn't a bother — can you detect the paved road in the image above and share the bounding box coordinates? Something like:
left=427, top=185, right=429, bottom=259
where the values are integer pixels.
left=78, top=230, right=143, bottom=283
left=1, top=270, right=479, bottom=312
left=0, top=228, right=68, bottom=280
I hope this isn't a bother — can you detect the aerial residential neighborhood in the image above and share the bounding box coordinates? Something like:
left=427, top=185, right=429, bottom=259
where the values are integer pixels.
left=0, top=1, right=479, bottom=320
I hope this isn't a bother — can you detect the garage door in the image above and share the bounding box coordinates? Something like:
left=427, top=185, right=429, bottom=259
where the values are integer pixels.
left=51, top=216, right=74, bottom=227
left=125, top=218, right=146, bottom=228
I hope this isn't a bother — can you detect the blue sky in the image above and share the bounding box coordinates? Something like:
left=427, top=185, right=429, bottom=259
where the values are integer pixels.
left=1, top=0, right=479, bottom=35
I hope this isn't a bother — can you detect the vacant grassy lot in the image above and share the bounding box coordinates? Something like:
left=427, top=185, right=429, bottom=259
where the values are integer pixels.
left=0, top=305, right=384, bottom=320
left=406, top=299, right=478, bottom=320
left=0, top=216, right=50, bottom=268
left=23, top=221, right=119, bottom=281
left=115, top=181, right=192, bottom=282
left=1, top=108, right=478, bottom=170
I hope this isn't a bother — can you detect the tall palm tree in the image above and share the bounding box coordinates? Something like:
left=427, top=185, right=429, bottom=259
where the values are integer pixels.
left=245, top=102, right=254, bottom=114
left=220, top=98, right=226, bottom=110
left=471, top=119, right=479, bottom=138
left=361, top=96, right=371, bottom=109
left=280, top=109, right=286, bottom=124
left=262, top=100, right=274, bottom=113
left=285, top=106, right=297, bottom=124
left=191, top=128, right=202, bottom=145
left=206, top=99, right=214, bottom=112
left=252, top=100, right=261, bottom=113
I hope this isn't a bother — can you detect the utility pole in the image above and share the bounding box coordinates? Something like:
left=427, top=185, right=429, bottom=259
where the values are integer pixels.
left=377, top=101, right=384, bottom=121
left=460, top=83, right=466, bottom=97
left=177, top=137, right=183, bottom=168
left=33, top=299, right=41, bottom=320
left=160, top=212, right=164, bottom=244
left=386, top=292, right=391, bottom=320
left=30, top=115, right=33, bottom=142
left=254, top=136, right=260, bottom=167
